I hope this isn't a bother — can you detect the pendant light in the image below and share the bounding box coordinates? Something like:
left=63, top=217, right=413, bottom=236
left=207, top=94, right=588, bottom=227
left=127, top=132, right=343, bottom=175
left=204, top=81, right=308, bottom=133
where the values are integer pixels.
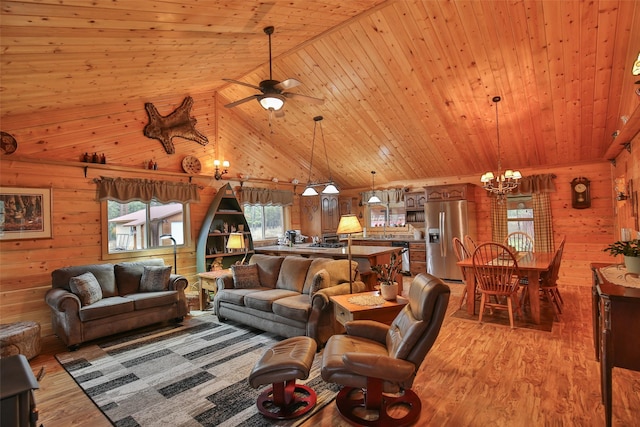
left=367, top=171, right=381, bottom=204
left=302, top=116, right=340, bottom=196
left=480, top=96, right=522, bottom=200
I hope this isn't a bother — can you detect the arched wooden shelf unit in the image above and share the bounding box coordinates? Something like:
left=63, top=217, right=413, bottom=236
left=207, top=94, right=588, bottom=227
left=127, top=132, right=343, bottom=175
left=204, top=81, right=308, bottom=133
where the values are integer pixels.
left=196, top=183, right=254, bottom=272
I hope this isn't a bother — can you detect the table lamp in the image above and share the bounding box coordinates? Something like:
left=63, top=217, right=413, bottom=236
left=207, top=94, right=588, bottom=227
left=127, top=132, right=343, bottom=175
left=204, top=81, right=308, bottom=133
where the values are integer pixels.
left=159, top=234, right=177, bottom=273
left=227, top=232, right=248, bottom=265
left=336, top=214, right=363, bottom=293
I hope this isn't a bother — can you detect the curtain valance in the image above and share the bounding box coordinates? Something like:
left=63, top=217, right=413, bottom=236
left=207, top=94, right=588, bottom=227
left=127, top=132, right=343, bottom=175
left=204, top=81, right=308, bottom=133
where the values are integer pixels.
left=512, top=174, right=557, bottom=194
left=360, top=188, right=405, bottom=205
left=94, top=177, right=200, bottom=203
left=241, top=187, right=294, bottom=206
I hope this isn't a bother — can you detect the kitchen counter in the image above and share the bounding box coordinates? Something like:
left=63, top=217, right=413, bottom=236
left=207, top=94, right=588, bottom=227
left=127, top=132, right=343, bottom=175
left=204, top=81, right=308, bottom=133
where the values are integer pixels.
left=350, top=237, right=422, bottom=243
left=255, top=243, right=401, bottom=270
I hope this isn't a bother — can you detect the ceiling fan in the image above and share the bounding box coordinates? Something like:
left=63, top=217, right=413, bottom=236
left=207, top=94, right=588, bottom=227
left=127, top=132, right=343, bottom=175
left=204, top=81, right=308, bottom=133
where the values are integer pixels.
left=223, top=26, right=324, bottom=114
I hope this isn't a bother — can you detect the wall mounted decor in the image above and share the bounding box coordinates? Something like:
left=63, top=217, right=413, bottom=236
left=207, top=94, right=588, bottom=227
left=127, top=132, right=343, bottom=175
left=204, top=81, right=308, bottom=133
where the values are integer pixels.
left=143, top=96, right=209, bottom=154
left=571, top=177, right=591, bottom=209
left=0, top=131, right=18, bottom=155
left=0, top=187, right=52, bottom=240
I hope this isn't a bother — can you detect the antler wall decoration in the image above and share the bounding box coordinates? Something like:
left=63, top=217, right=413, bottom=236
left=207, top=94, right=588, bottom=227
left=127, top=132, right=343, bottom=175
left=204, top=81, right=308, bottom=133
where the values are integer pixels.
left=143, top=96, right=209, bottom=154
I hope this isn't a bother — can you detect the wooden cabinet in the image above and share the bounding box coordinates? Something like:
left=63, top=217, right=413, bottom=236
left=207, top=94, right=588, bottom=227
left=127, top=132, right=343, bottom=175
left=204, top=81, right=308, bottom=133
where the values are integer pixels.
left=591, top=263, right=640, bottom=427
left=426, top=184, right=475, bottom=202
left=321, top=195, right=339, bottom=233
left=196, top=184, right=254, bottom=272
left=405, top=191, right=426, bottom=224
left=409, top=241, right=426, bottom=276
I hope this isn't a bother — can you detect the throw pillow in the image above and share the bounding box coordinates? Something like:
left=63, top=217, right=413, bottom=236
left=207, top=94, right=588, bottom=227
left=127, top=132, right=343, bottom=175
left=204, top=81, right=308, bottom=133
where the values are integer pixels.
left=309, top=269, right=330, bottom=302
left=139, top=266, right=172, bottom=292
left=69, top=272, right=103, bottom=306
left=232, top=264, right=260, bottom=289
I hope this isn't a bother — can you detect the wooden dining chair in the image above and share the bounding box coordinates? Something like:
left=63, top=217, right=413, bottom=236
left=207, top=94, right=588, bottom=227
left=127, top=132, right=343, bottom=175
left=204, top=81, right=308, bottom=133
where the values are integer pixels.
left=504, top=231, right=534, bottom=252
left=452, top=237, right=474, bottom=309
left=538, top=236, right=566, bottom=319
left=464, top=235, right=478, bottom=252
left=472, top=242, right=523, bottom=328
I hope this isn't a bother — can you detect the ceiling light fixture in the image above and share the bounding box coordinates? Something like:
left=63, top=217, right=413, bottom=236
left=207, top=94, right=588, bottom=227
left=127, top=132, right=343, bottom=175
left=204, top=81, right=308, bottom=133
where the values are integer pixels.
left=367, top=171, right=381, bottom=204
left=214, top=159, right=229, bottom=180
left=302, top=116, right=340, bottom=196
left=480, top=96, right=522, bottom=201
left=258, top=94, right=285, bottom=111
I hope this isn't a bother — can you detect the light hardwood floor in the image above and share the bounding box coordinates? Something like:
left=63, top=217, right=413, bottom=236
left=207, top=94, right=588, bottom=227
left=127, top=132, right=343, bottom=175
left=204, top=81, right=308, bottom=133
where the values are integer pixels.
left=28, top=282, right=640, bottom=426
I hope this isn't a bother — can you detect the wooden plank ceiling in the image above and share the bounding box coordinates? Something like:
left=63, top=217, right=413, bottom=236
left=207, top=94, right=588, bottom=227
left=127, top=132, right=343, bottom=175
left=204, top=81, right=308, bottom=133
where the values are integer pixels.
left=1, top=0, right=640, bottom=190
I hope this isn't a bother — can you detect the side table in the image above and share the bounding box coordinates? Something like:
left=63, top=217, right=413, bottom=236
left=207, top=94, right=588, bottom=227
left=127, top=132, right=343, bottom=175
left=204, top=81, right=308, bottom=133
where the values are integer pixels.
left=196, top=269, right=232, bottom=311
left=330, top=291, right=408, bottom=327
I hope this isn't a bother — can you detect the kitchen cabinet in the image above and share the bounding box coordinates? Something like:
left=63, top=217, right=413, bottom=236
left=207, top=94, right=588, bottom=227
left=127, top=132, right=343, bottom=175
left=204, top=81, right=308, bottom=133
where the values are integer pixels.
left=425, top=184, right=475, bottom=202
left=196, top=184, right=253, bottom=272
left=339, top=196, right=361, bottom=216
left=321, top=195, right=339, bottom=233
left=405, top=191, right=426, bottom=224
left=409, top=241, right=426, bottom=276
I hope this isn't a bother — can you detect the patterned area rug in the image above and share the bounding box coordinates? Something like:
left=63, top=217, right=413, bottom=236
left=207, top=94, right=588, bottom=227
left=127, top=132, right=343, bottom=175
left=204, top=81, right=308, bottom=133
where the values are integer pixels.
left=55, top=314, right=339, bottom=426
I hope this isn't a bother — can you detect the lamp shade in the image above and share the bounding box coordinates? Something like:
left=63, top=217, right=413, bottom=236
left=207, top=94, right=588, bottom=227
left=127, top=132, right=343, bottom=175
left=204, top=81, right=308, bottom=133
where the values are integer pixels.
left=302, top=186, right=319, bottom=196
left=336, top=214, right=363, bottom=235
left=322, top=183, right=340, bottom=194
left=258, top=95, right=285, bottom=111
left=226, top=233, right=245, bottom=250
left=367, top=194, right=381, bottom=204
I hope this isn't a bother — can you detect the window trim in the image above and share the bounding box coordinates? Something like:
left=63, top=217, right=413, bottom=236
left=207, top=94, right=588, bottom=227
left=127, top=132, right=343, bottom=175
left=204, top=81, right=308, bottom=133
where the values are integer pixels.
left=100, top=200, right=191, bottom=261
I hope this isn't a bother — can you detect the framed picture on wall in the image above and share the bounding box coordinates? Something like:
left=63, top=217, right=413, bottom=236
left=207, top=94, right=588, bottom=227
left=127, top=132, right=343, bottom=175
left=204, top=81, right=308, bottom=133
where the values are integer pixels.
left=0, top=187, right=52, bottom=240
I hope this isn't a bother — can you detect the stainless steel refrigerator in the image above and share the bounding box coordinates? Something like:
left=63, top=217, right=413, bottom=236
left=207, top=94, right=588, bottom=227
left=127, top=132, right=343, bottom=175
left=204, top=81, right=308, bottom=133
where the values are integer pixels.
left=425, top=200, right=477, bottom=281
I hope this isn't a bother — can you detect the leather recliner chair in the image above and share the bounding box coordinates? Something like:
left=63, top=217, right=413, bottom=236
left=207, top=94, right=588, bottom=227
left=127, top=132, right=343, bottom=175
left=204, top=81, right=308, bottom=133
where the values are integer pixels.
left=321, top=273, right=450, bottom=426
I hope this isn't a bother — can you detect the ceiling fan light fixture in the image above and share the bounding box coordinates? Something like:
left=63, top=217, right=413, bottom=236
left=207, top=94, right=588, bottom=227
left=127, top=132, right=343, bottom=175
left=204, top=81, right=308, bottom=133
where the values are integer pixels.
left=258, top=94, right=285, bottom=111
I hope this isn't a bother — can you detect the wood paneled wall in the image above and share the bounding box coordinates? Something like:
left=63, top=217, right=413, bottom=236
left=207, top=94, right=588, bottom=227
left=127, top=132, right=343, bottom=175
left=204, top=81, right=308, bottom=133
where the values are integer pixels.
left=0, top=87, right=619, bottom=338
left=0, top=92, right=306, bottom=337
left=0, top=156, right=616, bottom=338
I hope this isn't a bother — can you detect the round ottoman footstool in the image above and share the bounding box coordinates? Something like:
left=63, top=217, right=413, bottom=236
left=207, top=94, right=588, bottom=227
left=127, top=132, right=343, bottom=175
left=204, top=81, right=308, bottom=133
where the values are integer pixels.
left=0, top=321, right=41, bottom=360
left=248, top=336, right=317, bottom=420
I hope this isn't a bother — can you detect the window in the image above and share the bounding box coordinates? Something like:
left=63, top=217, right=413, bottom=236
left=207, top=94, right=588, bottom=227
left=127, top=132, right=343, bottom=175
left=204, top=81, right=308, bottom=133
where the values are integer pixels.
left=106, top=200, right=188, bottom=254
left=506, top=196, right=534, bottom=240
left=243, top=203, right=284, bottom=241
left=369, top=204, right=406, bottom=228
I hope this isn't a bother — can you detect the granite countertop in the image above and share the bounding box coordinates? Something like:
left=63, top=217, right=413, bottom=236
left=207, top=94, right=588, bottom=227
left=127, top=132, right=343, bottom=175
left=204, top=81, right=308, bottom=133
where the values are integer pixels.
left=350, top=236, right=422, bottom=242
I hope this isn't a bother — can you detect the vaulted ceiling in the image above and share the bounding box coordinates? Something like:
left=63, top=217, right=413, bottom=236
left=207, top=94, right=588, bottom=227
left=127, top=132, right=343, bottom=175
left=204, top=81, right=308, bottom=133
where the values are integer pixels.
left=1, top=0, right=640, bottom=190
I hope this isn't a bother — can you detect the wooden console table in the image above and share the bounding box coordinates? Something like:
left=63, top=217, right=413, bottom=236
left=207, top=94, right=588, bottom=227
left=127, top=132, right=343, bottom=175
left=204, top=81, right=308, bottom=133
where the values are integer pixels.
left=591, top=263, right=640, bottom=427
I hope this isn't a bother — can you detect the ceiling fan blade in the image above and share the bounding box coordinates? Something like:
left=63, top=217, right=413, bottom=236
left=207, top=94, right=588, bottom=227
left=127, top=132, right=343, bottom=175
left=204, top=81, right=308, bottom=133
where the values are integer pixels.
left=223, top=78, right=261, bottom=91
left=275, top=78, right=301, bottom=91
left=224, top=95, right=259, bottom=108
left=283, top=92, right=325, bottom=105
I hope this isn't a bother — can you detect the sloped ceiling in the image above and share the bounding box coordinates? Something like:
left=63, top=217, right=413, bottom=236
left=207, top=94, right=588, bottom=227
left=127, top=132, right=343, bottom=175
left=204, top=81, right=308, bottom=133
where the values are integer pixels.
left=1, top=0, right=640, bottom=190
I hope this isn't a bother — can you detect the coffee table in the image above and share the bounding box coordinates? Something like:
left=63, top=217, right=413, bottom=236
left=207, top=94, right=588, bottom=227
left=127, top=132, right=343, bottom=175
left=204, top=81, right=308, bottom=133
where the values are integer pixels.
left=330, top=291, right=408, bottom=327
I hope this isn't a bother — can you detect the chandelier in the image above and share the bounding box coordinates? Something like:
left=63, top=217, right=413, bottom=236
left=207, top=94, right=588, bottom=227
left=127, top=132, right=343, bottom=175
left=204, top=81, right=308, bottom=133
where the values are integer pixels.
left=480, top=96, right=521, bottom=199
left=302, top=116, right=339, bottom=196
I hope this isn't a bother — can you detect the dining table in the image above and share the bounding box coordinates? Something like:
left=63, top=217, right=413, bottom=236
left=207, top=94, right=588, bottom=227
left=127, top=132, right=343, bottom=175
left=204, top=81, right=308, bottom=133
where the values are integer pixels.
left=456, top=250, right=555, bottom=324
